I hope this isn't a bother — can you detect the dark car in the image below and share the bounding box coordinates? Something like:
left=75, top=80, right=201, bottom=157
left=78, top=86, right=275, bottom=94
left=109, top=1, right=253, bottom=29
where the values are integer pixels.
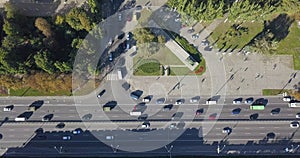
left=232, top=108, right=241, bottom=115
left=250, top=113, right=258, bottom=120
left=136, top=5, right=142, bottom=10
left=56, top=122, right=65, bottom=129
left=196, top=109, right=204, bottom=115
left=163, top=104, right=173, bottom=111
left=271, top=108, right=280, bottom=115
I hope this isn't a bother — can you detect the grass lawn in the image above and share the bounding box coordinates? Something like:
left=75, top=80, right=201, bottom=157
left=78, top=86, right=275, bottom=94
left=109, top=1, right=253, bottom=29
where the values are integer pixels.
left=9, top=87, right=72, bottom=96
left=133, top=45, right=184, bottom=65
left=133, top=59, right=161, bottom=76
left=170, top=67, right=191, bottom=76
left=210, top=21, right=264, bottom=51
left=275, top=21, right=300, bottom=69
left=262, top=89, right=291, bottom=96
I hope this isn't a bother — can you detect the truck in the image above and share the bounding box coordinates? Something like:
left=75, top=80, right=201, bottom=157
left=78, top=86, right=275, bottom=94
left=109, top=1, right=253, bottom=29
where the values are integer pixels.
left=130, top=111, right=142, bottom=116
left=288, top=101, right=300, bottom=107
left=15, top=117, right=26, bottom=121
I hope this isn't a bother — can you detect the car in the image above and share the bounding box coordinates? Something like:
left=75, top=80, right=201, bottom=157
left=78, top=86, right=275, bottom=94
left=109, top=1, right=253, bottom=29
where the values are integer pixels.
left=56, top=122, right=65, bottom=129
left=108, top=53, right=113, bottom=61
left=192, top=33, right=199, bottom=39
left=222, top=127, right=231, bottom=134
left=208, top=113, right=217, bottom=120
left=201, top=39, right=209, bottom=46
left=204, top=46, right=213, bottom=51
left=118, top=13, right=122, bottom=21
left=127, top=15, right=131, bottom=22
left=141, top=122, right=150, bottom=128
left=290, top=121, right=299, bottom=128
left=296, top=113, right=300, bottom=118
left=271, top=108, right=280, bottom=115
left=62, top=135, right=71, bottom=140
left=42, top=116, right=50, bottom=122
left=126, top=33, right=130, bottom=40
left=245, top=97, right=254, bottom=104
left=72, top=128, right=82, bottom=135
left=249, top=113, right=258, bottom=120
left=156, top=98, right=165, bottom=104
left=195, top=109, right=204, bottom=115
left=136, top=5, right=142, bottom=10
left=142, top=96, right=151, bottom=103
left=163, top=104, right=172, bottom=111
left=187, top=28, right=194, bottom=33
left=106, top=135, right=114, bottom=140
left=283, top=96, right=292, bottom=102
left=190, top=97, right=200, bottom=103
left=232, top=108, right=241, bottom=115
left=169, top=123, right=176, bottom=129
left=175, top=99, right=184, bottom=105
left=232, top=100, right=242, bottom=104
left=97, top=89, right=106, bottom=98
left=3, top=105, right=13, bottom=112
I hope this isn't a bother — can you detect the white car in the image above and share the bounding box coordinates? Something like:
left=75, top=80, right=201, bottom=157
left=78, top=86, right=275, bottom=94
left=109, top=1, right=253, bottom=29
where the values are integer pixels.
left=190, top=97, right=199, bottom=103
left=62, top=135, right=71, bottom=140
left=283, top=96, right=292, bottom=102
left=118, top=13, right=122, bottom=21
left=296, top=113, right=300, bottom=118
left=222, top=127, right=231, bottom=134
left=232, top=100, right=242, bottom=104
left=106, top=136, right=114, bottom=140
left=142, top=97, right=150, bottom=103
left=290, top=121, right=299, bottom=128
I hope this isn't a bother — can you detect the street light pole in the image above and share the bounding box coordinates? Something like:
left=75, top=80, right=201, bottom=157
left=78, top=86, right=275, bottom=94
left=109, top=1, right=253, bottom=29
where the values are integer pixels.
left=111, top=144, right=119, bottom=153
left=54, top=146, right=63, bottom=154
left=165, top=145, right=173, bottom=158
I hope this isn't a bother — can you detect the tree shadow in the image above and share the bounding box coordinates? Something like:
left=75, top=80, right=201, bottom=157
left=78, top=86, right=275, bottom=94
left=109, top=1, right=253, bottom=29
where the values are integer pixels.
left=247, top=13, right=294, bottom=46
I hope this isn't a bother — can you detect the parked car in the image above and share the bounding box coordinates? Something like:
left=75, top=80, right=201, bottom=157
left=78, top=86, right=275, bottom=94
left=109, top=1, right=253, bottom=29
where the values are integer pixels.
left=192, top=33, right=199, bottom=39
left=271, top=108, right=280, bottom=115
left=142, top=96, right=151, bottom=103
left=296, top=113, right=300, bottom=118
left=169, top=123, right=176, bottom=129
left=232, top=99, right=242, bottom=104
left=136, top=5, right=142, bottom=10
left=290, top=121, right=299, bottom=128
left=222, top=127, right=232, bottom=134
left=245, top=97, right=254, bottom=104
left=232, top=108, right=241, bottom=115
left=175, top=99, right=184, bottom=105
left=156, top=98, right=165, bottom=104
left=190, top=97, right=200, bottom=103
left=195, top=109, right=204, bottom=115
left=108, top=53, right=113, bottom=61
left=141, top=122, right=150, bottom=128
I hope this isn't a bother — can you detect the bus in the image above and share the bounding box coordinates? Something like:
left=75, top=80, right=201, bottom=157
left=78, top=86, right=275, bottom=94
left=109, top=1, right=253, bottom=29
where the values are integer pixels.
left=117, top=69, right=123, bottom=80
left=250, top=104, right=265, bottom=110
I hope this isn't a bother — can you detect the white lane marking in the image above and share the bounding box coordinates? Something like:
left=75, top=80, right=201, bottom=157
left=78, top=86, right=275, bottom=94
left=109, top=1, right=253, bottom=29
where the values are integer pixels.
left=245, top=133, right=251, bottom=135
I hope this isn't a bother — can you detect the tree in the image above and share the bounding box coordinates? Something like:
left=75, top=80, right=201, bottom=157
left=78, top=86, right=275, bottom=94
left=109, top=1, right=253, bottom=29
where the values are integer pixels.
left=54, top=61, right=72, bottom=73
left=55, top=15, right=64, bottom=25
left=3, top=19, right=21, bottom=36
left=34, top=50, right=55, bottom=74
left=35, top=17, right=53, bottom=38
left=4, top=2, right=17, bottom=19
left=66, top=8, right=92, bottom=32
left=157, top=35, right=166, bottom=44
left=133, top=28, right=155, bottom=46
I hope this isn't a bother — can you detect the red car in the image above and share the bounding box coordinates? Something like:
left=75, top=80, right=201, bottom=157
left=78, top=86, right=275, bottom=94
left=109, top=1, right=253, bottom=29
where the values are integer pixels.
left=208, top=113, right=217, bottom=120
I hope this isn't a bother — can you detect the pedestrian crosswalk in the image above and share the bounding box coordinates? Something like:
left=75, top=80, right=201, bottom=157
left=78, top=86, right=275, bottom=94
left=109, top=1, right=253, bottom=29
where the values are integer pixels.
left=106, top=74, right=118, bottom=80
